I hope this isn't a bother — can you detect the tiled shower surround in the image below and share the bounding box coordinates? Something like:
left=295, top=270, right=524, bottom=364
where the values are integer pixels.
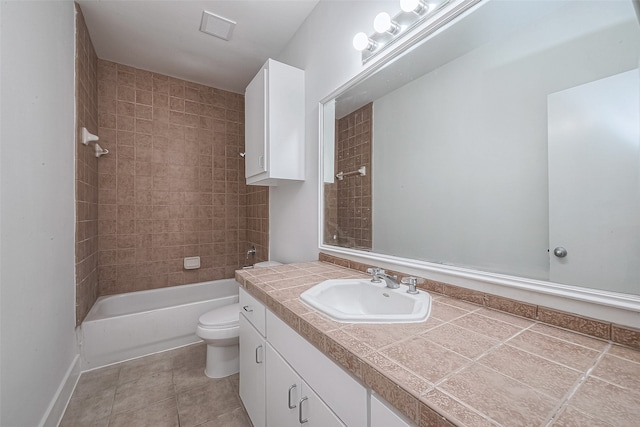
left=324, top=103, right=372, bottom=249
left=95, top=59, right=268, bottom=296
left=75, top=5, right=99, bottom=325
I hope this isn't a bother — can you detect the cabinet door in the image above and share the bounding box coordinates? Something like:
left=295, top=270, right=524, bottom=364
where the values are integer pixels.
left=239, top=314, right=266, bottom=427
left=370, top=394, right=414, bottom=427
left=266, top=344, right=301, bottom=427
left=299, top=382, right=346, bottom=427
left=245, top=67, right=267, bottom=179
left=266, top=343, right=345, bottom=427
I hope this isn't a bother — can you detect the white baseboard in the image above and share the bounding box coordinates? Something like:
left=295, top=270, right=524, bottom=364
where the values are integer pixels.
left=40, top=354, right=81, bottom=427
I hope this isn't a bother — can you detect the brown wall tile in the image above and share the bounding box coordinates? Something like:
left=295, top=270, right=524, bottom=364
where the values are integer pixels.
left=93, top=59, right=267, bottom=296
left=75, top=5, right=99, bottom=325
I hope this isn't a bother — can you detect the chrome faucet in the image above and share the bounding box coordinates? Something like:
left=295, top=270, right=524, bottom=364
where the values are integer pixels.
left=367, top=267, right=400, bottom=289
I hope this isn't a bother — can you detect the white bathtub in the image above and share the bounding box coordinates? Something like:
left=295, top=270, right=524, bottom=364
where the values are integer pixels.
left=79, top=279, right=239, bottom=370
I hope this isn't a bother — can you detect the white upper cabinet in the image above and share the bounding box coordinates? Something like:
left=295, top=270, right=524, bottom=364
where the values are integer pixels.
left=244, top=58, right=305, bottom=186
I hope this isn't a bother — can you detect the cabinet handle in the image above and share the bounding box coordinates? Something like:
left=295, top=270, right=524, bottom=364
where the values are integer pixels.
left=255, top=345, right=263, bottom=364
left=287, top=384, right=297, bottom=409
left=298, top=396, right=309, bottom=424
left=243, top=305, right=253, bottom=312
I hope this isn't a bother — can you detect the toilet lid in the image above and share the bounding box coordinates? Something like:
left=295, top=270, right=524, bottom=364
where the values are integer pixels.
left=198, top=303, right=240, bottom=329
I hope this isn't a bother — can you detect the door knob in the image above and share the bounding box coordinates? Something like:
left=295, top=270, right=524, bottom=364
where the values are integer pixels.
left=553, top=247, right=568, bottom=258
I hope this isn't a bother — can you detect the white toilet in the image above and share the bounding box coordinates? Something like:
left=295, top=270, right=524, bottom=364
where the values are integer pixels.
left=196, top=260, right=281, bottom=378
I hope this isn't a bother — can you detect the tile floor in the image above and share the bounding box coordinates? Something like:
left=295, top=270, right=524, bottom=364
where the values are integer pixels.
left=60, top=343, right=251, bottom=427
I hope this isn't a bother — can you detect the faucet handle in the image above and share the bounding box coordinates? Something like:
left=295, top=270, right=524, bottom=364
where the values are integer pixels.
left=366, top=267, right=384, bottom=283
left=401, top=277, right=419, bottom=294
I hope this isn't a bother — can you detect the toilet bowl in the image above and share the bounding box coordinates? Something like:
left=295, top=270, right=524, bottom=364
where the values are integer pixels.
left=196, top=260, right=282, bottom=378
left=196, top=303, right=241, bottom=378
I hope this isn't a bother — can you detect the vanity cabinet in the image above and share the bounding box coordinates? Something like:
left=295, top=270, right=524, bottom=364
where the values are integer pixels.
left=239, top=290, right=266, bottom=427
left=266, top=344, right=344, bottom=427
left=244, top=58, right=304, bottom=186
left=370, top=394, right=415, bottom=427
left=239, top=287, right=368, bottom=427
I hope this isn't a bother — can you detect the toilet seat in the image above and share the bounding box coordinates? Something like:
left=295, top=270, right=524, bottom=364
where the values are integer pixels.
left=198, top=303, right=239, bottom=329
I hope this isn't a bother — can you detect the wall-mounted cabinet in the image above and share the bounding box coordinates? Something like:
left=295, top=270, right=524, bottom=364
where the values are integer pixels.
left=245, top=59, right=305, bottom=186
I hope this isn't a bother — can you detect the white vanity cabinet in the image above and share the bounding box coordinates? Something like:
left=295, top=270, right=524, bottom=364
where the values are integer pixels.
left=239, top=287, right=368, bottom=427
left=239, top=289, right=267, bottom=427
left=371, top=394, right=415, bottom=427
left=266, top=344, right=344, bottom=427
left=244, top=58, right=304, bottom=186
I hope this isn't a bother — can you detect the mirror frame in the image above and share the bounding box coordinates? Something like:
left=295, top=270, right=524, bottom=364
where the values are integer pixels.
left=317, top=0, right=640, bottom=326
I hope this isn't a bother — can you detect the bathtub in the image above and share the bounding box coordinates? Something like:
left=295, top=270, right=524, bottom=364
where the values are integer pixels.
left=79, top=279, right=239, bottom=370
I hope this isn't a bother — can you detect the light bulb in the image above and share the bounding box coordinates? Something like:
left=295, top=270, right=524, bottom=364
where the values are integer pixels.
left=374, top=12, right=398, bottom=34
left=353, top=32, right=374, bottom=51
left=400, top=0, right=426, bottom=13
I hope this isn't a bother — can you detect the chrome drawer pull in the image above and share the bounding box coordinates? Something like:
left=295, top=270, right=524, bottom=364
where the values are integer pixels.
left=299, top=396, right=309, bottom=424
left=255, top=345, right=263, bottom=364
left=288, top=384, right=297, bottom=409
left=243, top=305, right=253, bottom=312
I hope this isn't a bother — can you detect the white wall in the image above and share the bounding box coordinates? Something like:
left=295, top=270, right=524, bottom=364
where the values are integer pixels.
left=272, top=0, right=397, bottom=263
left=0, top=2, right=78, bottom=426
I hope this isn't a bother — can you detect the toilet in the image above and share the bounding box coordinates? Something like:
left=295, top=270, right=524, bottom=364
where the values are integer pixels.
left=196, top=260, right=281, bottom=378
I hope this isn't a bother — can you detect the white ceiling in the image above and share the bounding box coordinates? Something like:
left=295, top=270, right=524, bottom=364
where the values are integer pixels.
left=78, top=0, right=320, bottom=94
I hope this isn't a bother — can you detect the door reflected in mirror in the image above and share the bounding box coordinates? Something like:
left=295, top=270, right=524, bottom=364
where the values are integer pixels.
left=322, top=0, right=640, bottom=295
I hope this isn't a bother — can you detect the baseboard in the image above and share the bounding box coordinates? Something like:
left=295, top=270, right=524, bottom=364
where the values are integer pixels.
left=40, top=354, right=81, bottom=427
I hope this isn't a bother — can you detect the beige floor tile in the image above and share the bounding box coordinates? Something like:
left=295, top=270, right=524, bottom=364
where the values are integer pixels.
left=478, top=344, right=582, bottom=399
left=421, top=389, right=499, bottom=427
left=176, top=376, right=241, bottom=427
left=108, top=397, right=179, bottom=427
left=451, top=312, right=523, bottom=340
left=382, top=336, right=470, bottom=383
left=59, top=388, right=115, bottom=427
left=196, top=406, right=252, bottom=427
left=508, top=330, right=601, bottom=371
left=112, top=370, right=175, bottom=415
left=422, top=323, right=499, bottom=359
left=591, top=354, right=640, bottom=390
left=72, top=364, right=120, bottom=398
left=439, top=364, right=557, bottom=427
left=118, top=351, right=174, bottom=385
left=552, top=406, right=615, bottom=427
left=173, top=364, right=212, bottom=393
left=171, top=342, right=206, bottom=371
left=568, top=376, right=640, bottom=426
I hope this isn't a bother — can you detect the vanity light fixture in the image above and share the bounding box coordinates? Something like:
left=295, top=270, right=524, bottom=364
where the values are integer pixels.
left=353, top=32, right=377, bottom=52
left=400, top=0, right=428, bottom=14
left=353, top=0, right=448, bottom=63
left=374, top=12, right=400, bottom=34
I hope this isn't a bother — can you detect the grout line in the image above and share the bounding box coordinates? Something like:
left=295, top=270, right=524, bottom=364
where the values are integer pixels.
left=542, top=342, right=612, bottom=427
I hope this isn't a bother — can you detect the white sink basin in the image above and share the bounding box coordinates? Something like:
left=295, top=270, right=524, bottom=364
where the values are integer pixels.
left=300, top=279, right=431, bottom=323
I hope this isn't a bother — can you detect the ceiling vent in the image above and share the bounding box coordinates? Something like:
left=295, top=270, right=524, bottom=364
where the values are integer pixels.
left=200, top=11, right=236, bottom=41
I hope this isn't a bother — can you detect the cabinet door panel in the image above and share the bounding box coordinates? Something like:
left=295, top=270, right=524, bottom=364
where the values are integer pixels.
left=370, top=394, right=413, bottom=427
left=239, top=314, right=266, bottom=427
left=266, top=344, right=300, bottom=427
left=245, top=68, right=267, bottom=179
left=301, top=383, right=345, bottom=427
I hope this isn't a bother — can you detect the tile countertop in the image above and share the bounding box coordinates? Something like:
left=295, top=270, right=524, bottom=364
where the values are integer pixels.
left=235, top=262, right=640, bottom=427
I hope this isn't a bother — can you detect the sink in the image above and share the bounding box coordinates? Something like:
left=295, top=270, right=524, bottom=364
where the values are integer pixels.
left=300, top=279, right=431, bottom=323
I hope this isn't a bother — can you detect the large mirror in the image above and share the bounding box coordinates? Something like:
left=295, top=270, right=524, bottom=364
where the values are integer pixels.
left=322, top=0, right=640, bottom=296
